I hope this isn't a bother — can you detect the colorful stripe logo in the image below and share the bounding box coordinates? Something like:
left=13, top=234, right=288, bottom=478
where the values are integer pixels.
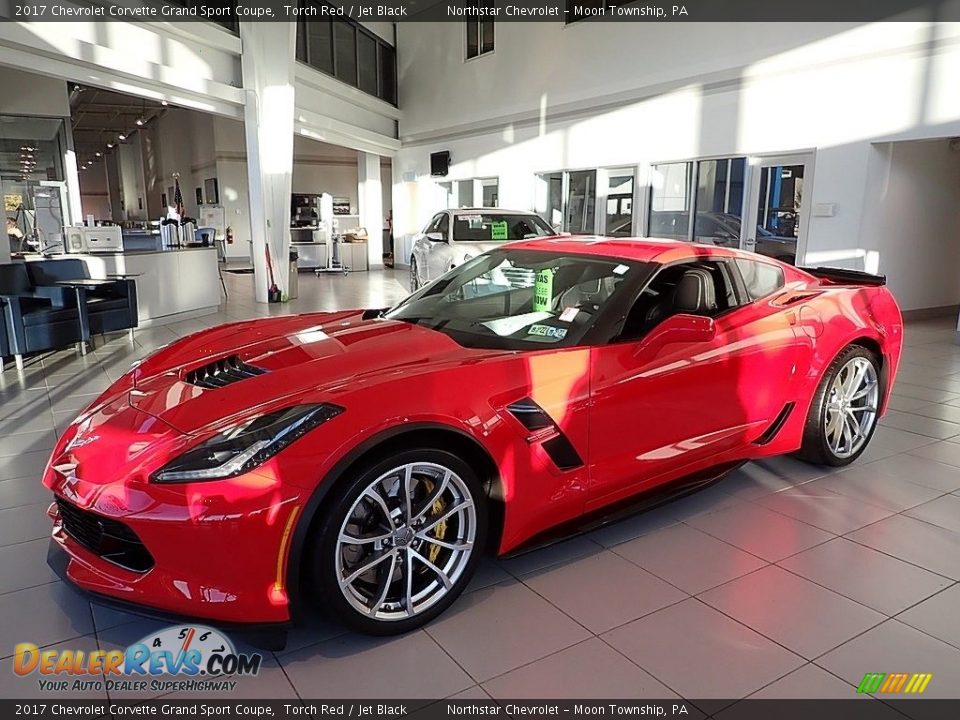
left=857, top=672, right=933, bottom=694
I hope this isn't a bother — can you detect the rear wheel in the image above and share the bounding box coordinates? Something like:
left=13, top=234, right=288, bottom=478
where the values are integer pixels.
left=795, top=345, right=881, bottom=466
left=312, top=449, right=486, bottom=635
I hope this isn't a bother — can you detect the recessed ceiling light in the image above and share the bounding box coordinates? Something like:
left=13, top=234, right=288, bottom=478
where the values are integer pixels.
left=118, top=133, right=127, bottom=141
left=106, top=142, right=114, bottom=149
left=95, top=152, right=102, bottom=157
left=136, top=118, right=144, bottom=126
left=161, top=100, right=168, bottom=106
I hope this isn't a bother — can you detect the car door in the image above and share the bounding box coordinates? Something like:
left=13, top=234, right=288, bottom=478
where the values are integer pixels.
left=586, top=258, right=798, bottom=510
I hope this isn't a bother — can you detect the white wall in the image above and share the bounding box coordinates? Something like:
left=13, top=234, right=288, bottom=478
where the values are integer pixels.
left=394, top=19, right=960, bottom=271
left=0, top=67, right=69, bottom=116
left=860, top=140, right=960, bottom=312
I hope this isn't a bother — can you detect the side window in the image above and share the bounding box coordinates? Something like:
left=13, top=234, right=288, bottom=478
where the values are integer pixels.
left=619, top=260, right=735, bottom=341
left=436, top=213, right=450, bottom=238
left=736, top=258, right=784, bottom=301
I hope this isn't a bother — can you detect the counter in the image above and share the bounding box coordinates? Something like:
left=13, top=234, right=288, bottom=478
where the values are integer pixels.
left=24, top=248, right=221, bottom=327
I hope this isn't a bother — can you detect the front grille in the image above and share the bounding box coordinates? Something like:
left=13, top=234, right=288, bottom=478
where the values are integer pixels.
left=185, top=355, right=267, bottom=389
left=55, top=497, right=154, bottom=573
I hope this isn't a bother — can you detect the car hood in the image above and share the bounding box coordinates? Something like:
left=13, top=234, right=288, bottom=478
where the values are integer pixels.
left=127, top=310, right=492, bottom=435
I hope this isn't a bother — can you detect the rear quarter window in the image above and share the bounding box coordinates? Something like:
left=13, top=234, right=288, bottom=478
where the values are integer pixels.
left=736, top=258, right=785, bottom=301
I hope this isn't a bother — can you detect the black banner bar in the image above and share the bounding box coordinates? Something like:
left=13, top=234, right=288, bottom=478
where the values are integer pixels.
left=1, top=0, right=959, bottom=23
left=1, top=700, right=959, bottom=719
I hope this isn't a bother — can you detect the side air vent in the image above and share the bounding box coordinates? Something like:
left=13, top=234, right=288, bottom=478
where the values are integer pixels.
left=185, top=355, right=267, bottom=389
left=507, top=398, right=555, bottom=432
left=507, top=397, right=584, bottom=471
left=754, top=402, right=796, bottom=445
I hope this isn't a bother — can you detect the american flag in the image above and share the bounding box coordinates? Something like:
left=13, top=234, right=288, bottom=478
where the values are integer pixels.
left=173, top=176, right=184, bottom=218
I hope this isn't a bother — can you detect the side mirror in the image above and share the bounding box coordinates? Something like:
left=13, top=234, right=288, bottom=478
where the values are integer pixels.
left=425, top=232, right=446, bottom=242
left=645, top=314, right=716, bottom=348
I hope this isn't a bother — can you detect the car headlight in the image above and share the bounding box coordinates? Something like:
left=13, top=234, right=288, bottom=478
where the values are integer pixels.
left=151, top=403, right=344, bottom=483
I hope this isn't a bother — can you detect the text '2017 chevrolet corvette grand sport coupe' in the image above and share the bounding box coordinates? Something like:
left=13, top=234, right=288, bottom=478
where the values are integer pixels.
left=42, top=237, right=902, bottom=634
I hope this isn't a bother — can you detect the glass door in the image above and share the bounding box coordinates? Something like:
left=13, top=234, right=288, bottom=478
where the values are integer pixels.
left=743, top=154, right=812, bottom=265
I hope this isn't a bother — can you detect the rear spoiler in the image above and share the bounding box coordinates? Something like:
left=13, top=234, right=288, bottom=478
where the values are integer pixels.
left=800, top=266, right=886, bottom=287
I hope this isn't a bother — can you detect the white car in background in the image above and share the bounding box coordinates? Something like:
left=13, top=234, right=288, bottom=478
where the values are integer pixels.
left=409, top=208, right=555, bottom=290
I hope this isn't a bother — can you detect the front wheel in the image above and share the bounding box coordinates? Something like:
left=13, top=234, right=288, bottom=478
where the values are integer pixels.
left=311, top=449, right=487, bottom=635
left=795, top=345, right=881, bottom=466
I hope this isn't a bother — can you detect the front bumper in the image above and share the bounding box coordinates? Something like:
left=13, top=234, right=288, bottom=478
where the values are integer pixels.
left=44, top=475, right=305, bottom=625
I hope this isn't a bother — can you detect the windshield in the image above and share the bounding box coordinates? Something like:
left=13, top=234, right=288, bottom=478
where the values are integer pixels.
left=385, top=249, right=649, bottom=350
left=451, top=213, right=553, bottom=242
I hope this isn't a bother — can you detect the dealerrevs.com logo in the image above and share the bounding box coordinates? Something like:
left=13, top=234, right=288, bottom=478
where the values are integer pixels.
left=13, top=625, right=262, bottom=693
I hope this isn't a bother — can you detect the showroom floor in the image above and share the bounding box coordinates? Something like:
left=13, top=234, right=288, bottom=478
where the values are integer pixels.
left=2, top=268, right=960, bottom=710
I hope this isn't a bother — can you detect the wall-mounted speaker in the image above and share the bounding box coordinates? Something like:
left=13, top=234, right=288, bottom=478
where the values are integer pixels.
left=430, top=151, right=451, bottom=177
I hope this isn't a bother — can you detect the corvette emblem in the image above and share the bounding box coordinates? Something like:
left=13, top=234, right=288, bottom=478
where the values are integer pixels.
left=65, top=434, right=99, bottom=450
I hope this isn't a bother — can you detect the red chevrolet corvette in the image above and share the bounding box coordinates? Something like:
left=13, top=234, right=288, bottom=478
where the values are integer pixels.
left=43, top=238, right=902, bottom=634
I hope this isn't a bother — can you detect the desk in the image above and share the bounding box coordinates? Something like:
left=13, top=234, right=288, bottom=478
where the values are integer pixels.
left=25, top=248, right=220, bottom=327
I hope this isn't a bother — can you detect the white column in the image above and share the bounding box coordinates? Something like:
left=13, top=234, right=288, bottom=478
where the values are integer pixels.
left=358, top=152, right=383, bottom=270
left=240, top=22, right=296, bottom=303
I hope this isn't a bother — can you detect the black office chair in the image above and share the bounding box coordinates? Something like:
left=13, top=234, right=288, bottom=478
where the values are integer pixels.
left=0, top=264, right=86, bottom=372
left=26, top=259, right=138, bottom=340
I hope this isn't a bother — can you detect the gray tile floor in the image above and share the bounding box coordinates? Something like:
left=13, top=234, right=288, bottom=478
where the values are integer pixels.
left=2, top=269, right=960, bottom=706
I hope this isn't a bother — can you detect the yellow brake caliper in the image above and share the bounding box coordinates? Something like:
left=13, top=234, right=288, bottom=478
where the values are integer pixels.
left=422, top=479, right=447, bottom=563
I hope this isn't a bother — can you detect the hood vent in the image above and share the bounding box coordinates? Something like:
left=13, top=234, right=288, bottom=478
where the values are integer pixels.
left=184, top=355, right=267, bottom=389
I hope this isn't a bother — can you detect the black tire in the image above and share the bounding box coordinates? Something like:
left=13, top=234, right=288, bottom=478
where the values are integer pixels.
left=409, top=258, right=420, bottom=292
left=310, top=448, right=487, bottom=635
left=794, top=344, right=881, bottom=466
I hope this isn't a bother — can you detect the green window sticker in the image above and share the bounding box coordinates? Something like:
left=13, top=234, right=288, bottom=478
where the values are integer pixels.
left=491, top=221, right=508, bottom=240
left=533, top=269, right=554, bottom=311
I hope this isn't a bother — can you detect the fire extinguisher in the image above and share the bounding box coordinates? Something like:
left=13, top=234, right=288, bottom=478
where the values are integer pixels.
left=226, top=226, right=234, bottom=244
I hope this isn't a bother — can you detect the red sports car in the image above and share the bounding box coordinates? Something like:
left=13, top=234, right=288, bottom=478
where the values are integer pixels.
left=43, top=238, right=902, bottom=635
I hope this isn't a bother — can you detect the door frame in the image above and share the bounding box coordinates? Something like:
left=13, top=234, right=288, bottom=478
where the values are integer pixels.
left=742, top=152, right=815, bottom=265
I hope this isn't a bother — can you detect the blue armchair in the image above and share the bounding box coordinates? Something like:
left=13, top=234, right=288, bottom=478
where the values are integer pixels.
left=0, top=263, right=86, bottom=372
left=26, top=259, right=138, bottom=339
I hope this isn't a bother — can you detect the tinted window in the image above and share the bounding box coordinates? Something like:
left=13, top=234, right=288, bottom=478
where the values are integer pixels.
left=736, top=258, right=784, bottom=300
left=334, top=22, right=357, bottom=86
left=452, top=213, right=553, bottom=242
left=386, top=250, right=647, bottom=350
left=436, top=213, right=450, bottom=237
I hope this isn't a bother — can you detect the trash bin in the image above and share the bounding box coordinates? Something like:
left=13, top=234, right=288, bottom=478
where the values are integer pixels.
left=288, top=249, right=299, bottom=300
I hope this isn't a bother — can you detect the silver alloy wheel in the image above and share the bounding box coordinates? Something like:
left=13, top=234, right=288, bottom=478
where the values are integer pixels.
left=335, top=462, right=476, bottom=621
left=824, top=356, right=879, bottom=459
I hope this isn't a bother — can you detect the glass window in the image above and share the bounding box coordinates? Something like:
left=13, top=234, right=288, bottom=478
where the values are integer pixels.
left=649, top=162, right=693, bottom=240
left=385, top=249, right=647, bottom=350
left=357, top=32, right=378, bottom=96
left=565, top=170, right=596, bottom=234
left=306, top=20, right=334, bottom=75
left=466, top=2, right=495, bottom=59
left=296, top=5, right=397, bottom=106
left=436, top=212, right=450, bottom=237
left=334, top=22, right=357, bottom=86
left=605, top=170, right=634, bottom=237
left=541, top=172, right=564, bottom=231
left=451, top=213, right=553, bottom=241
left=694, top=158, right=746, bottom=246
left=736, top=258, right=785, bottom=300
left=378, top=44, right=397, bottom=104
left=458, top=181, right=474, bottom=208
left=481, top=178, right=498, bottom=207
left=756, top=164, right=804, bottom=239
